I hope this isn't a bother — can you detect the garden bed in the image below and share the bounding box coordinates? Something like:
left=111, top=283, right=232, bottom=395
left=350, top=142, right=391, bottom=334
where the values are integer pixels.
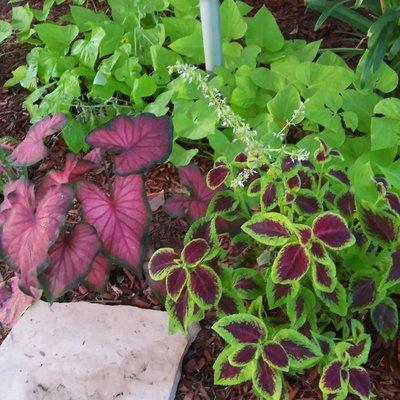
left=1, top=1, right=400, bottom=400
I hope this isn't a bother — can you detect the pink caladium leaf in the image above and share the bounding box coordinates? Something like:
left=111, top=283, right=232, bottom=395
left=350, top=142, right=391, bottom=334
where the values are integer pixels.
left=84, top=253, right=110, bottom=291
left=188, top=265, right=221, bottom=308
left=77, top=175, right=149, bottom=277
left=83, top=148, right=102, bottom=164
left=0, top=278, right=39, bottom=327
left=253, top=357, right=282, bottom=399
left=271, top=243, right=310, bottom=284
left=348, top=367, right=371, bottom=399
left=164, top=165, right=216, bottom=222
left=9, top=113, right=67, bottom=166
left=181, top=239, right=210, bottom=266
left=1, top=184, right=73, bottom=295
left=148, top=248, right=179, bottom=280
left=40, top=224, right=101, bottom=301
left=206, top=164, right=229, bottom=190
left=312, top=212, right=354, bottom=249
left=86, top=114, right=172, bottom=175
left=320, top=360, right=343, bottom=393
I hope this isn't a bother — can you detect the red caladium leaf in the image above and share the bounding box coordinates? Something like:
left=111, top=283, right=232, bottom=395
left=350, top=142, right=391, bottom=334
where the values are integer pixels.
left=242, top=212, right=294, bottom=246
left=320, top=361, right=343, bottom=394
left=84, top=253, right=110, bottom=291
left=188, top=265, right=221, bottom=308
left=274, top=329, right=322, bottom=370
left=253, top=358, right=282, bottom=399
left=182, top=238, right=210, bottom=266
left=164, top=165, right=216, bottom=222
left=271, top=243, right=310, bottom=283
left=312, top=212, right=354, bottom=249
left=40, top=224, right=101, bottom=300
left=348, top=368, right=371, bottom=399
left=148, top=248, right=179, bottom=280
left=206, top=164, right=229, bottom=190
left=213, top=314, right=267, bottom=345
left=0, top=278, right=39, bottom=327
left=86, top=114, right=172, bottom=175
left=263, top=342, right=289, bottom=371
left=229, top=344, right=257, bottom=367
left=311, top=259, right=337, bottom=293
left=1, top=184, right=73, bottom=294
left=214, top=347, right=252, bottom=385
left=350, top=276, right=376, bottom=311
left=77, top=175, right=149, bottom=277
left=9, top=113, right=67, bottom=166
left=371, top=298, right=398, bottom=341
left=359, top=202, right=399, bottom=245
left=336, top=191, right=356, bottom=217
left=166, top=266, right=187, bottom=300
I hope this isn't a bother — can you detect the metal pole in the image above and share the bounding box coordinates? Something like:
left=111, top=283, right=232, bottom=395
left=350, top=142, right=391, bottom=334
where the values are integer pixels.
left=199, top=0, right=223, bottom=73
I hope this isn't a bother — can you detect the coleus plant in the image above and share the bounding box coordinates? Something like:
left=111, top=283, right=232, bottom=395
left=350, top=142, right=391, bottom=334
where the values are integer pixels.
left=0, top=112, right=173, bottom=326
left=155, top=138, right=400, bottom=399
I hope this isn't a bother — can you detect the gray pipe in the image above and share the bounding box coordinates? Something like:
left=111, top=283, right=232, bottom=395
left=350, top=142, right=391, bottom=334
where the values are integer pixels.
left=199, top=0, right=223, bottom=73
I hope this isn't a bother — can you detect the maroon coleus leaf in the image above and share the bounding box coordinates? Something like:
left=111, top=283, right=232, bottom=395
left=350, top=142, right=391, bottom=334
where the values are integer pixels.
left=387, top=248, right=400, bottom=287
left=189, top=265, right=221, bottom=308
left=214, top=347, right=251, bottom=385
left=281, top=155, right=298, bottom=172
left=316, top=283, right=348, bottom=316
left=312, top=260, right=336, bottom=292
left=266, top=280, right=298, bottom=309
left=166, top=289, right=191, bottom=331
left=371, top=299, right=398, bottom=341
left=297, top=225, right=312, bottom=245
left=86, top=114, right=172, bottom=175
left=271, top=243, right=310, bottom=283
left=182, top=239, right=209, bottom=266
left=312, top=212, right=354, bottom=249
left=84, top=253, right=110, bottom=291
left=212, top=314, right=267, bottom=345
left=148, top=248, right=179, bottom=280
left=286, top=175, right=301, bottom=189
left=229, top=344, right=257, bottom=366
left=298, top=170, right=312, bottom=189
left=40, top=224, right=101, bottom=300
left=263, top=342, right=289, bottom=371
left=320, top=361, right=343, bottom=393
left=218, top=294, right=243, bottom=315
left=185, top=217, right=216, bottom=246
left=216, top=215, right=246, bottom=236
left=166, top=266, right=187, bottom=299
left=349, top=368, right=371, bottom=399
left=206, top=164, right=229, bottom=190
left=328, top=169, right=350, bottom=185
left=0, top=277, right=39, bottom=327
left=9, top=113, right=67, bottom=166
left=310, top=241, right=327, bottom=260
left=261, top=182, right=277, bottom=210
left=234, top=152, right=247, bottom=163
left=164, top=165, right=216, bottom=222
left=1, top=184, right=73, bottom=295
left=386, top=192, right=400, bottom=215
left=208, top=191, right=237, bottom=214
left=359, top=203, right=399, bottom=244
left=336, top=191, right=356, bottom=217
left=324, top=191, right=336, bottom=204
left=350, top=276, right=376, bottom=310
left=347, top=337, right=371, bottom=366
left=253, top=358, right=281, bottom=399
left=295, top=192, right=321, bottom=214
left=233, top=268, right=264, bottom=300
left=77, top=175, right=149, bottom=277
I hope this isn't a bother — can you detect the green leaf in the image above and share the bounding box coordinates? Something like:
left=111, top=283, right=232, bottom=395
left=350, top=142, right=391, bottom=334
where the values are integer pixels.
left=169, top=28, right=204, bottom=63
left=168, top=143, right=198, bottom=166
left=245, top=6, right=284, bottom=52
left=34, top=23, right=79, bottom=54
left=162, top=17, right=200, bottom=41
left=71, top=27, right=105, bottom=69
left=131, top=74, right=157, bottom=102
left=267, top=85, right=302, bottom=127
left=150, top=45, right=182, bottom=71
left=169, top=0, right=199, bottom=17
left=12, top=5, right=33, bottom=32
left=70, top=5, right=110, bottom=31
left=61, top=118, right=89, bottom=153
left=220, top=0, right=247, bottom=41
left=37, top=50, right=77, bottom=83
left=348, top=159, right=378, bottom=203
left=0, top=21, right=12, bottom=43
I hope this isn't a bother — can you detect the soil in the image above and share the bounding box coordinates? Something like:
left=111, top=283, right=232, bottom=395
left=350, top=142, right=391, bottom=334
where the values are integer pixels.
left=0, top=1, right=398, bottom=400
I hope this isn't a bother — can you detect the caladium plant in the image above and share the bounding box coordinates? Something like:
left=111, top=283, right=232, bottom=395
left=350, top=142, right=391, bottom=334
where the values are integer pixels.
left=0, top=112, right=173, bottom=325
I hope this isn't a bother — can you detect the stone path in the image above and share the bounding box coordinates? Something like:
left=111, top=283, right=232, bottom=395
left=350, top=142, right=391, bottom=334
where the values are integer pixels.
left=0, top=301, right=198, bottom=400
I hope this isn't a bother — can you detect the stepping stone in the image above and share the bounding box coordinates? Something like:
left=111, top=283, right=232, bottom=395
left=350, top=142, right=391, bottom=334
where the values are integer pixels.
left=0, top=300, right=199, bottom=400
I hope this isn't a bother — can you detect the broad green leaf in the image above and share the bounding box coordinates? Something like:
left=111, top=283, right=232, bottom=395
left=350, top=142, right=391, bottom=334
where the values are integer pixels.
left=70, top=5, right=110, bottom=31
left=71, top=27, right=105, bottom=69
left=348, top=159, right=378, bottom=203
left=12, top=5, right=33, bottom=32
left=220, top=0, right=247, bottom=41
left=169, top=0, right=199, bottom=17
left=34, top=23, right=79, bottom=54
left=0, top=21, right=12, bottom=43
left=150, top=45, right=182, bottom=71
left=131, top=74, right=157, bottom=103
left=162, top=17, right=200, bottom=41
left=267, top=85, right=302, bottom=127
left=37, top=50, right=77, bottom=83
left=169, top=29, right=204, bottom=63
left=168, top=143, right=198, bottom=167
left=61, top=118, right=89, bottom=153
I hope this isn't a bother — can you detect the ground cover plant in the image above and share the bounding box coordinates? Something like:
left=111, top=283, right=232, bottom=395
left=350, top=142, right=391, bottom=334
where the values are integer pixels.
left=1, top=0, right=400, bottom=399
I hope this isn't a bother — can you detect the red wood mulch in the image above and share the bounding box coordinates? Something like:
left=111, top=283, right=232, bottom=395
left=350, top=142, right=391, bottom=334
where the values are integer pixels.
left=0, top=1, right=398, bottom=399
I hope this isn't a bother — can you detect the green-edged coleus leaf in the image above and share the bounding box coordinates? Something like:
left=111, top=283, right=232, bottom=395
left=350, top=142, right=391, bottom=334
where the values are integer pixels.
left=286, top=287, right=315, bottom=330
left=233, top=268, right=264, bottom=300
left=312, top=332, right=335, bottom=357
left=274, top=329, right=322, bottom=370
left=148, top=248, right=179, bottom=280
left=213, top=314, right=267, bottom=345
left=266, top=278, right=299, bottom=309
left=309, top=241, right=328, bottom=261
left=166, top=266, right=187, bottom=300
left=311, top=258, right=337, bottom=293
left=207, top=191, right=238, bottom=215
left=165, top=289, right=193, bottom=333
left=242, top=212, right=294, bottom=246
left=348, top=335, right=372, bottom=366
left=217, top=292, right=245, bottom=317
left=349, top=276, right=376, bottom=311
left=294, top=191, right=321, bottom=215
left=358, top=202, right=399, bottom=245
left=206, top=164, right=229, bottom=190
left=370, top=298, right=399, bottom=341
left=336, top=191, right=356, bottom=218
left=228, top=344, right=257, bottom=367
left=296, top=225, right=312, bottom=246
left=271, top=243, right=310, bottom=283
left=319, top=360, right=344, bottom=394
left=252, top=357, right=283, bottom=400
left=312, top=212, right=354, bottom=250
left=214, top=346, right=253, bottom=385
left=348, top=367, right=372, bottom=400
left=384, top=247, right=400, bottom=289
left=315, top=282, right=348, bottom=316
left=260, top=182, right=278, bottom=211
left=262, top=342, right=289, bottom=372
left=323, top=389, right=349, bottom=400
left=184, top=216, right=217, bottom=246
left=181, top=238, right=209, bottom=266
left=188, top=265, right=221, bottom=308
left=247, top=178, right=261, bottom=197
